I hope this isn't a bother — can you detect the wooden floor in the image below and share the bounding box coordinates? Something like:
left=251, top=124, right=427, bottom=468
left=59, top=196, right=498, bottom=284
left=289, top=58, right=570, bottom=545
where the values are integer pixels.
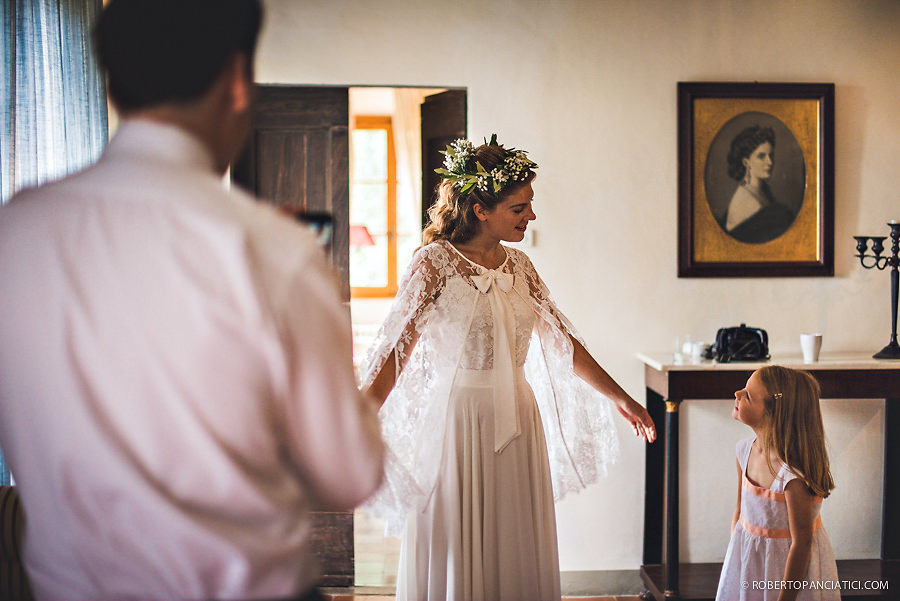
left=352, top=509, right=645, bottom=599
left=322, top=593, right=641, bottom=601
left=323, top=565, right=646, bottom=600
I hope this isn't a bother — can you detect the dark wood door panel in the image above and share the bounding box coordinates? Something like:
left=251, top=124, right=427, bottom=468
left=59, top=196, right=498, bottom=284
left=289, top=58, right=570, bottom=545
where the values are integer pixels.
left=420, top=89, right=466, bottom=225
left=233, top=85, right=350, bottom=301
left=254, top=130, right=308, bottom=207
left=231, top=85, right=354, bottom=586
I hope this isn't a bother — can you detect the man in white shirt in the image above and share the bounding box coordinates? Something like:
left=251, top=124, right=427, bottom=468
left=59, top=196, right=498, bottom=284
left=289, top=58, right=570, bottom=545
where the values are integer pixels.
left=0, top=1, right=384, bottom=599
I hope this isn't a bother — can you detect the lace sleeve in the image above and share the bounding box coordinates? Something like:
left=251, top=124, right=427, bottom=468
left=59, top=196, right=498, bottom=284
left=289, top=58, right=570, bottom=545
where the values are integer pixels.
left=359, top=242, right=479, bottom=536
left=512, top=247, right=584, bottom=345
left=509, top=247, right=620, bottom=501
left=358, top=243, right=449, bottom=391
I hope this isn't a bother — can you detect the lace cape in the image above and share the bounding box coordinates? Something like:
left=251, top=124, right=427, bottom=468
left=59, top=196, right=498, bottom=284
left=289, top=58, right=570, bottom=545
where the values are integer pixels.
left=359, top=240, right=619, bottom=536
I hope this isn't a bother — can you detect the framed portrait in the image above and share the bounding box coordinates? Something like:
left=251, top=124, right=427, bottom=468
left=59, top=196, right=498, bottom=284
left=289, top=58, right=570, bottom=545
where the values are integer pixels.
left=677, top=82, right=834, bottom=277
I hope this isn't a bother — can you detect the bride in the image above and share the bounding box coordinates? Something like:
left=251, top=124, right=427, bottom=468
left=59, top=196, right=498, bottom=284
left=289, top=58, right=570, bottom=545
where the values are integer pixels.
left=359, top=135, right=656, bottom=601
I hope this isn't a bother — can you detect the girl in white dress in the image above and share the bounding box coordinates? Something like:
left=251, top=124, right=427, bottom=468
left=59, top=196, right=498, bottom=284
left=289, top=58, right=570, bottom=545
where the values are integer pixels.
left=716, top=366, right=839, bottom=601
left=359, top=135, right=656, bottom=601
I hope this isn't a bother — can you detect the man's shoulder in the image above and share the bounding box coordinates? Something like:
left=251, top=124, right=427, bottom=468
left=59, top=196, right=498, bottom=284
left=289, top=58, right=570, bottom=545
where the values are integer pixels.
left=224, top=193, right=325, bottom=280
left=0, top=168, right=95, bottom=224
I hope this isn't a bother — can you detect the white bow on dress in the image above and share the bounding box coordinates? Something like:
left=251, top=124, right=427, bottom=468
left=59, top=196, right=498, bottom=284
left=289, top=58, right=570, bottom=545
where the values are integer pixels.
left=472, top=269, right=514, bottom=294
left=472, top=268, right=520, bottom=452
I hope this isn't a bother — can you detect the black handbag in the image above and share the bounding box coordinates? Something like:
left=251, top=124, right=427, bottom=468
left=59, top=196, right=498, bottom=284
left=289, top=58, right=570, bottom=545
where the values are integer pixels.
left=712, top=323, right=771, bottom=362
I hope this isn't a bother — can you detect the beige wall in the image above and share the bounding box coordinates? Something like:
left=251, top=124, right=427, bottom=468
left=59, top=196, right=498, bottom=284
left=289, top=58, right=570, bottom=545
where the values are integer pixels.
left=257, top=0, right=899, bottom=568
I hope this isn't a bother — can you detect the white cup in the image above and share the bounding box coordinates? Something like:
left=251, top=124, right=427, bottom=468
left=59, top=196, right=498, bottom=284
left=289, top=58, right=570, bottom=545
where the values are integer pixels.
left=800, top=333, right=823, bottom=363
left=690, top=341, right=706, bottom=361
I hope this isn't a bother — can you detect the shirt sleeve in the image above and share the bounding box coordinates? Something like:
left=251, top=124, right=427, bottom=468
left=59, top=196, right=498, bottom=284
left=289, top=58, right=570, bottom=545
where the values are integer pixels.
left=276, top=250, right=385, bottom=511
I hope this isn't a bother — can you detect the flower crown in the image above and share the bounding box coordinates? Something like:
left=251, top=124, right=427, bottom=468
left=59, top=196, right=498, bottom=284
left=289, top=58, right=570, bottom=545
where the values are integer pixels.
left=434, top=134, right=538, bottom=196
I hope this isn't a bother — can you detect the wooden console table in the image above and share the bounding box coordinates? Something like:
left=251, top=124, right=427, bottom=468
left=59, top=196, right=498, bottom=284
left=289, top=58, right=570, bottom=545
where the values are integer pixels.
left=637, top=352, right=900, bottom=600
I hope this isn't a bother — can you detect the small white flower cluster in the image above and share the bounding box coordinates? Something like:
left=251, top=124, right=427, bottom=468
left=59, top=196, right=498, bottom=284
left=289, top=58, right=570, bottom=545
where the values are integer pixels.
left=435, top=134, right=537, bottom=196
left=489, top=167, right=509, bottom=186
left=503, top=151, right=534, bottom=182
left=443, top=139, right=475, bottom=173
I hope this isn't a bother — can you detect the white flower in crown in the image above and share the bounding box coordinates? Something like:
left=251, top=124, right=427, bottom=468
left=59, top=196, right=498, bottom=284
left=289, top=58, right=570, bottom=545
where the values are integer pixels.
left=504, top=151, right=533, bottom=180
left=435, top=134, right=537, bottom=196
left=443, top=139, right=475, bottom=173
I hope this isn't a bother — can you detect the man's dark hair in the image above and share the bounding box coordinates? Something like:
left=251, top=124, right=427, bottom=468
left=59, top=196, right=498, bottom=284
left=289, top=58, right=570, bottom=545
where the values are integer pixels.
left=94, top=0, right=262, bottom=112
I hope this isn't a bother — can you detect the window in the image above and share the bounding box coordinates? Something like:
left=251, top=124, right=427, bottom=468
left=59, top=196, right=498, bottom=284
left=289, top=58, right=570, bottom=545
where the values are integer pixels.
left=1, top=0, right=108, bottom=204
left=350, top=116, right=398, bottom=297
left=1, top=0, right=107, bottom=485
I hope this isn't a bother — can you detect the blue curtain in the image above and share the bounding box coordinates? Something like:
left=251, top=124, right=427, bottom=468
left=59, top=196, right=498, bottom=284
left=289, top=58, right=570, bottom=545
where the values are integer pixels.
left=1, top=0, right=108, bottom=484
left=1, top=0, right=108, bottom=204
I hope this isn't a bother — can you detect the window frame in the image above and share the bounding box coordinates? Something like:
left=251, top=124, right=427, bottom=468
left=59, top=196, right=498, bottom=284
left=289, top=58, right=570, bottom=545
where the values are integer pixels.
left=350, top=115, right=398, bottom=298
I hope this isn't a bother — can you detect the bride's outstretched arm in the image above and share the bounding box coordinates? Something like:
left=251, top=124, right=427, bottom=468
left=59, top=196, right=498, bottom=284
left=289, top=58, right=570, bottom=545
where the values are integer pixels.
left=571, top=337, right=657, bottom=443
left=359, top=245, right=447, bottom=407
left=365, top=329, right=420, bottom=407
left=366, top=351, right=396, bottom=407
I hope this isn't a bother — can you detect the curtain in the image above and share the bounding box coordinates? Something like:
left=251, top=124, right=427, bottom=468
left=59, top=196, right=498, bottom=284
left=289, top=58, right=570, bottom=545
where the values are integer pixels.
left=391, top=88, right=431, bottom=282
left=1, top=0, right=108, bottom=205
left=0, top=0, right=107, bottom=485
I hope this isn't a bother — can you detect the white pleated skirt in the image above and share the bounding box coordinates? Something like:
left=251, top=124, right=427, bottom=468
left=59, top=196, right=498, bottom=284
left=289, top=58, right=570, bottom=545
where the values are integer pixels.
left=396, top=368, right=561, bottom=601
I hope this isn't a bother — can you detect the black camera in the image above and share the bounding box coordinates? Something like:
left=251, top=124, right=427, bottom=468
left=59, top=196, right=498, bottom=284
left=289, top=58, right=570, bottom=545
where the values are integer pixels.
left=711, top=324, right=770, bottom=363
left=295, top=211, right=333, bottom=248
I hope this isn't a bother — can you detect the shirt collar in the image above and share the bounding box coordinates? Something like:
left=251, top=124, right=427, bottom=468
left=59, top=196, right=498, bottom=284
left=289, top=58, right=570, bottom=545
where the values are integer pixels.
left=103, top=119, right=217, bottom=173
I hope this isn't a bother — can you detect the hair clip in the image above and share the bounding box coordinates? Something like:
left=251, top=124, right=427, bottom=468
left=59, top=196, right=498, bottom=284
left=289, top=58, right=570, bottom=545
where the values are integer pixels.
left=773, top=392, right=783, bottom=401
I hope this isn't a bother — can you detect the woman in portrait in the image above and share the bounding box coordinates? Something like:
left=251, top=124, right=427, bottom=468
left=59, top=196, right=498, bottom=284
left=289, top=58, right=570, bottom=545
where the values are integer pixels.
left=724, top=125, right=796, bottom=244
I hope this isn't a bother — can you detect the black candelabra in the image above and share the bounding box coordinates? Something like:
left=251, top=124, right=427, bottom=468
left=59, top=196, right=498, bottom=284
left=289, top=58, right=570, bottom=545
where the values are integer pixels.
left=854, top=220, right=900, bottom=359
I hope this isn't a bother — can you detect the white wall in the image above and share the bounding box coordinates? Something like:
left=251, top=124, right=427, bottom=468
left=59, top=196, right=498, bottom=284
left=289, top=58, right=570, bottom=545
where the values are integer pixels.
left=257, top=0, right=900, bottom=569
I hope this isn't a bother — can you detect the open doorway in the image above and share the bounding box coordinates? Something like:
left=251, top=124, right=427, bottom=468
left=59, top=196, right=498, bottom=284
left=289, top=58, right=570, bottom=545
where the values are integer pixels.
left=348, top=87, right=466, bottom=362
left=348, top=86, right=466, bottom=588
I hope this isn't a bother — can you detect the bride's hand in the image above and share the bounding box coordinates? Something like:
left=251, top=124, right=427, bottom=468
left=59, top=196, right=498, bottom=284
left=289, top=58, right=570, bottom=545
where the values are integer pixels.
left=615, top=396, right=656, bottom=443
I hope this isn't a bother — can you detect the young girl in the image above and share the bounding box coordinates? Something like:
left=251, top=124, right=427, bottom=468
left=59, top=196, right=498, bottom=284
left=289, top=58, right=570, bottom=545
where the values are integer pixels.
left=716, top=366, right=839, bottom=601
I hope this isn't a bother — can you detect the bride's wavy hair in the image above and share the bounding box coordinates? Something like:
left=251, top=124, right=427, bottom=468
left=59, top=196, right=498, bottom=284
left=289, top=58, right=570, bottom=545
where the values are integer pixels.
left=422, top=144, right=536, bottom=245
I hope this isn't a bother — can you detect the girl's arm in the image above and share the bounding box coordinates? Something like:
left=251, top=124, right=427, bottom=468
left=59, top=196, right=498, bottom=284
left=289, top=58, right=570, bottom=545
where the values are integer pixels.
left=778, top=479, right=817, bottom=601
left=571, top=337, right=656, bottom=443
left=731, top=459, right=742, bottom=534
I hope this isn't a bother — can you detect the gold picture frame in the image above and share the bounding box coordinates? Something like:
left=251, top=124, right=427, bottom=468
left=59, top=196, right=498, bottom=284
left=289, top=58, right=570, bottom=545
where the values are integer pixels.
left=677, top=82, right=834, bottom=277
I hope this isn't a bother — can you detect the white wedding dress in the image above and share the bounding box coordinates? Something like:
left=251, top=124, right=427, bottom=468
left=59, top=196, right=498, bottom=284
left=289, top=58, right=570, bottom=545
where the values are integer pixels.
left=359, top=240, right=619, bottom=601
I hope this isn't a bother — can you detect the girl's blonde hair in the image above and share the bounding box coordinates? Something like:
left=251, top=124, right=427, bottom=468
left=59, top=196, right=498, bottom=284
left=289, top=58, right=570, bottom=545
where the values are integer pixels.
left=422, top=144, right=536, bottom=245
left=756, top=365, right=835, bottom=498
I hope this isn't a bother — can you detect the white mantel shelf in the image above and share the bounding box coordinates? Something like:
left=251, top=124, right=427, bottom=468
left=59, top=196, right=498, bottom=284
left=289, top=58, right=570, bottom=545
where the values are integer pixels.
left=636, top=351, right=900, bottom=373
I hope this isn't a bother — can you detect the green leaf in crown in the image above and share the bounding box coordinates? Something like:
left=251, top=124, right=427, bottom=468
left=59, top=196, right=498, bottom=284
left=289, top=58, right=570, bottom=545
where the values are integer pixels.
left=434, top=133, right=537, bottom=196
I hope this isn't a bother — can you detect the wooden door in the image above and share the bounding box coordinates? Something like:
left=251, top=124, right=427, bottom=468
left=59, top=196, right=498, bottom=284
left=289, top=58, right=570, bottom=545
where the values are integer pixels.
left=420, top=89, right=467, bottom=226
left=231, top=85, right=354, bottom=587
left=232, top=85, right=351, bottom=301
